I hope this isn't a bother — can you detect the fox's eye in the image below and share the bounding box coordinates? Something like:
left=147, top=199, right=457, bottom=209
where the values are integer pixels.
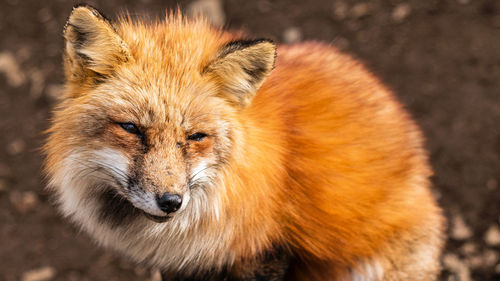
left=119, top=122, right=141, bottom=135
left=187, top=132, right=207, bottom=142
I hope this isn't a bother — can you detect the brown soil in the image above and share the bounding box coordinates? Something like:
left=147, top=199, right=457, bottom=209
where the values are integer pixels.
left=0, top=0, right=498, bottom=280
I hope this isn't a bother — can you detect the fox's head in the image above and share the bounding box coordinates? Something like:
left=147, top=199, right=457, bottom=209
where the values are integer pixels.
left=45, top=5, right=276, bottom=227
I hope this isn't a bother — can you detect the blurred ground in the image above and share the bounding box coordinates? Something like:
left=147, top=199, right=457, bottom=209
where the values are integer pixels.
left=0, top=0, right=499, bottom=280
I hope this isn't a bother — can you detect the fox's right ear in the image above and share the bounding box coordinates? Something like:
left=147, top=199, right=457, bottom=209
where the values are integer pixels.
left=63, top=5, right=132, bottom=84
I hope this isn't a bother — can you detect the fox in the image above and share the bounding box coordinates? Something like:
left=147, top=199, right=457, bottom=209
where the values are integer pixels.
left=44, top=4, right=445, bottom=281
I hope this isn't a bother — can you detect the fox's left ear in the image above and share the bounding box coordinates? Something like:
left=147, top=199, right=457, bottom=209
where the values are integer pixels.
left=63, top=5, right=132, bottom=84
left=203, top=39, right=276, bottom=108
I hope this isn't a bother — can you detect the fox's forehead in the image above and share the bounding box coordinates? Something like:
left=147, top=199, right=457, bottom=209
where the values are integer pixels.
left=115, top=17, right=227, bottom=77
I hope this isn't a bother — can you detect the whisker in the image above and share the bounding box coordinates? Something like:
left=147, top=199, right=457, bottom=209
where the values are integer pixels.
left=188, top=164, right=219, bottom=184
left=71, top=158, right=128, bottom=188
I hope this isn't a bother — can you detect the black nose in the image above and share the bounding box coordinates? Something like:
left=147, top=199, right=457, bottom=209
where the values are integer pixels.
left=157, top=193, right=182, bottom=214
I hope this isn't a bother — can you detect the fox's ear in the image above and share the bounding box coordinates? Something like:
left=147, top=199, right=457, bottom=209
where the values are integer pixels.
left=63, top=5, right=132, bottom=83
left=203, top=39, right=276, bottom=107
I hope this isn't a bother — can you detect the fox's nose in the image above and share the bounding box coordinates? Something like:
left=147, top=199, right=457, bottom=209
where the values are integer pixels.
left=157, top=193, right=182, bottom=214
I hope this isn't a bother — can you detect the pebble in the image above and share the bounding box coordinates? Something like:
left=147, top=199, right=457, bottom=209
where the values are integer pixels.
left=451, top=215, right=473, bottom=240
left=257, top=0, right=272, bottom=13
left=187, top=0, right=225, bottom=27
left=148, top=270, right=162, bottom=281
left=46, top=84, right=64, bottom=100
left=465, top=249, right=499, bottom=268
left=29, top=68, right=45, bottom=98
left=392, top=3, right=411, bottom=22
left=38, top=8, right=52, bottom=23
left=6, top=138, right=26, bottom=155
left=483, top=249, right=499, bottom=267
left=17, top=46, right=32, bottom=63
left=460, top=242, right=478, bottom=256
left=21, top=266, right=56, bottom=281
left=0, top=51, right=26, bottom=87
left=442, top=253, right=471, bottom=281
left=465, top=254, right=483, bottom=269
left=283, top=27, right=302, bottom=44
left=332, top=2, right=348, bottom=21
left=485, top=225, right=500, bottom=246
left=9, top=190, right=39, bottom=213
left=349, top=3, right=371, bottom=19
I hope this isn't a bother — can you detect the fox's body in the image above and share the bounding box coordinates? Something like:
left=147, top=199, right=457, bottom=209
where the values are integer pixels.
left=45, top=6, right=444, bottom=281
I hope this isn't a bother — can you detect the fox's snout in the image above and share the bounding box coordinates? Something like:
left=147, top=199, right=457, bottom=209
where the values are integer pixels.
left=157, top=192, right=183, bottom=214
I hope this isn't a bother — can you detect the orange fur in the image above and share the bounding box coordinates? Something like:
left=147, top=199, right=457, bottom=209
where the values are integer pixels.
left=44, top=5, right=445, bottom=281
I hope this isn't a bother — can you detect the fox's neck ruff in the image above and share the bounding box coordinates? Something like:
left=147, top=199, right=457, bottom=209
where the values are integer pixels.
left=50, top=149, right=237, bottom=274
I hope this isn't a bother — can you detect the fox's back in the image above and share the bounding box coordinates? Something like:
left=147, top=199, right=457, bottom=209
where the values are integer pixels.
left=244, top=42, right=442, bottom=274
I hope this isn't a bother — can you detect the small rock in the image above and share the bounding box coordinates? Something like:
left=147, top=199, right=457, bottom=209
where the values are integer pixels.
left=283, top=27, right=302, bottom=44
left=6, top=139, right=26, bottom=155
left=0, top=52, right=26, bottom=87
left=483, top=249, right=499, bottom=267
left=465, top=254, right=483, bottom=269
left=442, top=253, right=471, bottom=281
left=17, top=46, right=32, bottom=63
left=349, top=3, right=371, bottom=19
left=332, top=2, right=348, bottom=21
left=9, top=190, right=39, bottom=213
left=486, top=178, right=498, bottom=190
left=451, top=215, right=473, bottom=240
left=465, top=250, right=499, bottom=269
left=46, top=84, right=64, bottom=100
left=460, top=242, right=478, bottom=256
left=257, top=0, right=272, bottom=13
left=148, top=270, right=162, bottom=281
left=21, top=266, right=56, bottom=281
left=485, top=225, right=500, bottom=246
left=30, top=68, right=46, bottom=99
left=38, top=8, right=52, bottom=23
left=187, top=0, right=225, bottom=27
left=392, top=3, right=411, bottom=22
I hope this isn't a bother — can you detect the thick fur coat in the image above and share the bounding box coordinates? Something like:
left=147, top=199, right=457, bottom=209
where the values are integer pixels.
left=44, top=5, right=445, bottom=281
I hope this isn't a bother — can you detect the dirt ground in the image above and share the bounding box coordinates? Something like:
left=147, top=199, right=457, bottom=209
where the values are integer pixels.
left=0, top=0, right=498, bottom=280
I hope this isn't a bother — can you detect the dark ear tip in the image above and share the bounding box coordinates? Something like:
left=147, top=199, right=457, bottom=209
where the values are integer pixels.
left=71, top=3, right=100, bottom=16
left=65, top=4, right=112, bottom=34
left=219, top=38, right=277, bottom=61
left=68, top=3, right=110, bottom=23
left=224, top=38, right=275, bottom=50
left=256, top=38, right=276, bottom=46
